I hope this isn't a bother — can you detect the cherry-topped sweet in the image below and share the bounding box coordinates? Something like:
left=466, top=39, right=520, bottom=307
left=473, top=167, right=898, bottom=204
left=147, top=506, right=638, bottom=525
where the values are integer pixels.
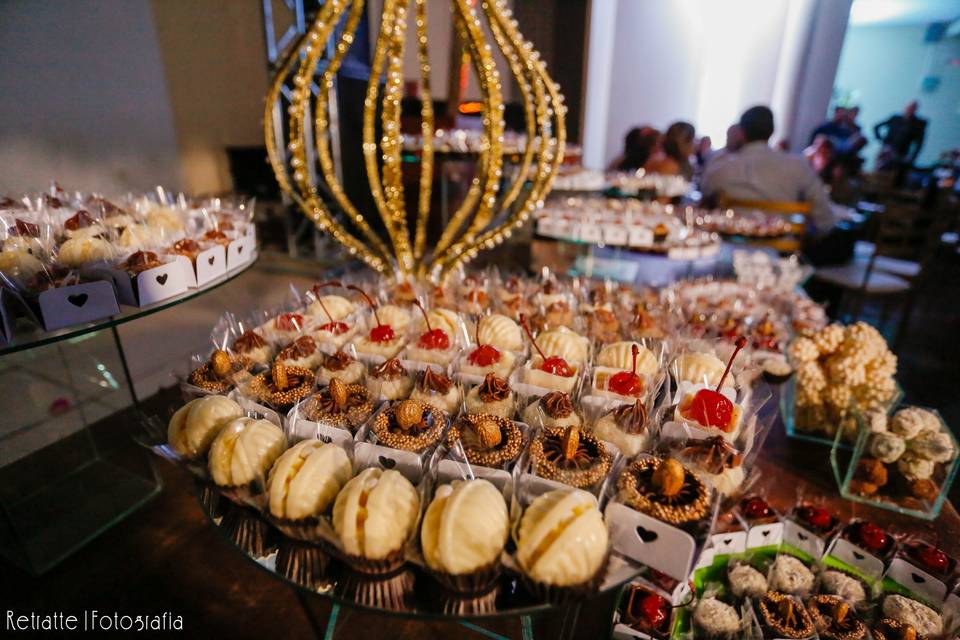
left=467, top=318, right=501, bottom=366
left=520, top=314, right=574, bottom=377
left=741, top=496, right=774, bottom=520
left=679, top=336, right=746, bottom=431
left=852, top=521, right=890, bottom=554
left=311, top=281, right=349, bottom=335
left=796, top=505, right=833, bottom=531
left=639, top=592, right=669, bottom=629
left=911, top=543, right=949, bottom=574
left=609, top=343, right=645, bottom=397
left=275, top=313, right=304, bottom=332
left=413, top=300, right=450, bottom=350
left=348, top=284, right=395, bottom=343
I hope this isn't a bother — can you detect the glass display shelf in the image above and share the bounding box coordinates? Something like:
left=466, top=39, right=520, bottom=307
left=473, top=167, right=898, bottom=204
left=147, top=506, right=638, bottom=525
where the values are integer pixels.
left=0, top=258, right=256, bottom=357
left=0, top=258, right=256, bottom=575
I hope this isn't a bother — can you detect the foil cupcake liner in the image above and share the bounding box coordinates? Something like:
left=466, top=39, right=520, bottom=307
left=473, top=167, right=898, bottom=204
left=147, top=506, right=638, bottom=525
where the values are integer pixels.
left=215, top=479, right=269, bottom=510
left=335, top=566, right=416, bottom=611
left=425, top=558, right=503, bottom=596
left=275, top=539, right=331, bottom=590
left=518, top=550, right=609, bottom=605
left=198, top=484, right=222, bottom=518
left=267, top=515, right=328, bottom=543
left=440, top=588, right=500, bottom=616
left=220, top=505, right=273, bottom=558
left=331, top=546, right=407, bottom=576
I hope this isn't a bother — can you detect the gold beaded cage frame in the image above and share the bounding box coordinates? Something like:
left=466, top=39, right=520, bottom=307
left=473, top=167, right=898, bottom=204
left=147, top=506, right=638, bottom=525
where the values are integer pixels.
left=264, top=0, right=566, bottom=281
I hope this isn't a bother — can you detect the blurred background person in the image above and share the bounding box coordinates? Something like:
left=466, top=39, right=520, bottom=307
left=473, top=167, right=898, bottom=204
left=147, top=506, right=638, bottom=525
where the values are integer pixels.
left=608, top=125, right=660, bottom=172
left=804, top=134, right=835, bottom=183
left=708, top=124, right=745, bottom=168
left=644, top=121, right=696, bottom=179
left=874, top=100, right=927, bottom=172
left=695, top=135, right=713, bottom=170
left=808, top=105, right=865, bottom=183
left=701, top=106, right=837, bottom=241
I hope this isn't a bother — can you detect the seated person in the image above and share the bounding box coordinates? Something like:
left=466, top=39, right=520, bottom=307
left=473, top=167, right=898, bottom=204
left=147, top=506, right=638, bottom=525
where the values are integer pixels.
left=701, top=105, right=836, bottom=237
left=608, top=126, right=660, bottom=172
left=644, top=121, right=696, bottom=180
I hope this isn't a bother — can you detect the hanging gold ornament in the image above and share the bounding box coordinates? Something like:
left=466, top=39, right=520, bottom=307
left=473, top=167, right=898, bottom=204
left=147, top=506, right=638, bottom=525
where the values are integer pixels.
left=264, top=0, right=565, bottom=281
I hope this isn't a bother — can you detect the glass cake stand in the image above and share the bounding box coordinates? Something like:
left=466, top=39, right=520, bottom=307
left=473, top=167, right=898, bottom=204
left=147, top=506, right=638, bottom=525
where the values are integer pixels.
left=196, top=479, right=635, bottom=639
left=0, top=260, right=255, bottom=574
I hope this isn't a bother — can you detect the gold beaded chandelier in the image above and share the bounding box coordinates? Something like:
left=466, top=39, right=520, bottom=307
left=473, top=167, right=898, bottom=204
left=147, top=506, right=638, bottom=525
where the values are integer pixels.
left=264, top=0, right=565, bottom=281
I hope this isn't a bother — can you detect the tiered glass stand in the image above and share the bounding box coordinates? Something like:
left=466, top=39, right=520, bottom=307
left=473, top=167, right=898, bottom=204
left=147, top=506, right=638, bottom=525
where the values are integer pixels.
left=0, top=263, right=254, bottom=574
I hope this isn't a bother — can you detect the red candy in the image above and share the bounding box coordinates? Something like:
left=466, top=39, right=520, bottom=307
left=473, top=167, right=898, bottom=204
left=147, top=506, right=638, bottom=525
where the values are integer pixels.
left=855, top=522, right=889, bottom=553
left=913, top=544, right=949, bottom=573
left=798, top=506, right=832, bottom=531
left=743, top=497, right=773, bottom=520
left=640, top=593, right=669, bottom=628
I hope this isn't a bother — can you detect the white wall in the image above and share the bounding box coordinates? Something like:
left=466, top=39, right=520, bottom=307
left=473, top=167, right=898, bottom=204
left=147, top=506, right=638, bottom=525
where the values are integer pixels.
left=834, top=23, right=960, bottom=167
left=585, top=0, right=852, bottom=168
left=0, top=0, right=183, bottom=194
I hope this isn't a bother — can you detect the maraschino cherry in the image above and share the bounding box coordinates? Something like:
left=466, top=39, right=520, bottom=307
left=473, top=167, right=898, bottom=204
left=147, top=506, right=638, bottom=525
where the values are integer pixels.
left=275, top=312, right=304, bottom=332
left=853, top=521, right=890, bottom=554
left=609, top=343, right=645, bottom=397
left=679, top=336, right=747, bottom=431
left=348, top=284, right=395, bottom=343
left=413, top=300, right=450, bottom=350
left=911, top=543, right=949, bottom=574
left=467, top=317, right=501, bottom=367
left=520, top=314, right=573, bottom=377
left=311, top=281, right=349, bottom=335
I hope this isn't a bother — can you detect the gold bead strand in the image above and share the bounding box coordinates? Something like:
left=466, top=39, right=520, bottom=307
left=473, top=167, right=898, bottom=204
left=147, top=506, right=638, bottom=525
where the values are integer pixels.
left=412, top=0, right=435, bottom=264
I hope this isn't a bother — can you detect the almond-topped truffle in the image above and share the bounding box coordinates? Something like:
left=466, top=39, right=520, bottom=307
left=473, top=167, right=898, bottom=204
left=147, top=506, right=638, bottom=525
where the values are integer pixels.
left=372, top=399, right=447, bottom=452
left=807, top=595, right=868, bottom=640
left=617, top=457, right=711, bottom=526
left=593, top=400, right=651, bottom=457
left=188, top=349, right=253, bottom=393
left=317, top=350, right=365, bottom=385
left=366, top=357, right=413, bottom=401
left=300, top=378, right=373, bottom=430
left=446, top=413, right=525, bottom=467
left=409, top=367, right=461, bottom=414
left=759, top=593, right=815, bottom=640
left=248, top=361, right=314, bottom=411
left=465, top=373, right=516, bottom=418
left=522, top=391, right=581, bottom=429
left=231, top=330, right=274, bottom=365
left=530, top=425, right=611, bottom=488
left=276, top=335, right=322, bottom=370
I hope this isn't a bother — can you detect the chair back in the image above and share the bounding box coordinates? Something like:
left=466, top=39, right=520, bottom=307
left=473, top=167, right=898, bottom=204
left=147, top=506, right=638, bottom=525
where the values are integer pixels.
left=871, top=201, right=936, bottom=262
left=717, top=196, right=811, bottom=253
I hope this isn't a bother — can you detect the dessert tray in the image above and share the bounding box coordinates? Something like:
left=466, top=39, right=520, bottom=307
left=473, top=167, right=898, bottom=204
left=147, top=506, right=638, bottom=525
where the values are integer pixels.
left=0, top=183, right=257, bottom=339
left=535, top=198, right=720, bottom=259
left=134, top=269, right=834, bottom=618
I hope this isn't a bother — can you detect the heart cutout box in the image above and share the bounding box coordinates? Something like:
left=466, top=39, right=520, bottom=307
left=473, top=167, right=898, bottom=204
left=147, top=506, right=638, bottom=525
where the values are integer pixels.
left=183, top=245, right=227, bottom=288
left=34, top=280, right=120, bottom=331
left=824, top=537, right=885, bottom=579
left=353, top=441, right=423, bottom=484
left=782, top=520, right=827, bottom=559
left=884, top=557, right=949, bottom=606
left=602, top=224, right=629, bottom=247
left=96, top=256, right=191, bottom=307
left=605, top=501, right=698, bottom=585
left=285, top=401, right=356, bottom=448
left=226, top=236, right=255, bottom=271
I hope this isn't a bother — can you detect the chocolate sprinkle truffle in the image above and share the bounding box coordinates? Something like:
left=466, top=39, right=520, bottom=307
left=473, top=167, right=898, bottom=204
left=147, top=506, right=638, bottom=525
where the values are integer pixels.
left=530, top=425, right=611, bottom=488
left=446, top=413, right=525, bottom=467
